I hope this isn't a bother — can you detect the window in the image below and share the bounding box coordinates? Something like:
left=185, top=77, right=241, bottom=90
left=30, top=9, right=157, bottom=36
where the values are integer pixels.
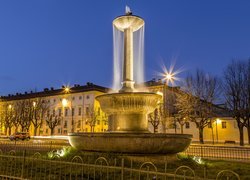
left=79, top=96, right=82, bottom=100
left=58, top=129, right=61, bottom=134
left=97, top=120, right=100, bottom=125
left=78, top=107, right=82, bottom=116
left=72, top=108, right=75, bottom=116
left=86, top=95, right=90, bottom=99
left=54, top=99, right=56, bottom=103
left=65, top=108, right=68, bottom=116
left=48, top=100, right=50, bottom=103
left=58, top=108, right=62, bottom=117
left=63, top=130, right=67, bottom=134
left=222, top=122, right=227, bottom=129
left=64, top=121, right=68, bottom=128
left=77, top=120, right=81, bottom=128
left=46, top=129, right=48, bottom=134
left=185, top=122, right=190, bottom=129
left=86, top=107, right=90, bottom=116
left=72, top=97, right=75, bottom=101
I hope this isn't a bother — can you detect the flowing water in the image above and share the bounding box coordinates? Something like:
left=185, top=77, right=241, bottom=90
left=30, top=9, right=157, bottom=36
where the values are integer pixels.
left=112, top=25, right=145, bottom=91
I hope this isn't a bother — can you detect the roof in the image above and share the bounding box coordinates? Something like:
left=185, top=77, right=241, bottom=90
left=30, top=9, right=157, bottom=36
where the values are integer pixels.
left=0, top=82, right=110, bottom=101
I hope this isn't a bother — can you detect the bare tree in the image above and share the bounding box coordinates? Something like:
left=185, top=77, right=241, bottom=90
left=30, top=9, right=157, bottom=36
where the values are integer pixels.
left=148, top=107, right=162, bottom=133
left=224, top=60, right=250, bottom=145
left=177, top=69, right=220, bottom=144
left=175, top=91, right=194, bottom=134
left=32, top=98, right=50, bottom=136
left=15, top=100, right=33, bottom=132
left=46, top=114, right=61, bottom=136
left=0, top=103, right=14, bottom=135
left=86, top=106, right=98, bottom=132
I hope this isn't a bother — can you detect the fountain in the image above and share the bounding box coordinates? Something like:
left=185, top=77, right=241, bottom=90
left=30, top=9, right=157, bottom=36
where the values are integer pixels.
left=68, top=8, right=192, bottom=154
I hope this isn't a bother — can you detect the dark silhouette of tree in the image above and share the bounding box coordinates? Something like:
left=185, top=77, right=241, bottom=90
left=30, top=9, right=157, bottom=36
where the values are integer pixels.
left=148, top=107, right=162, bottom=133
left=46, top=114, right=61, bottom=136
left=0, top=103, right=14, bottom=135
left=224, top=60, right=250, bottom=145
left=31, top=98, right=50, bottom=136
left=176, top=69, right=220, bottom=144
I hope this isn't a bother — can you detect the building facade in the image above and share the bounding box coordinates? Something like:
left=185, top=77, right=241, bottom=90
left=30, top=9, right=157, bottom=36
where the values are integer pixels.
left=0, top=83, right=109, bottom=136
left=146, top=79, right=249, bottom=144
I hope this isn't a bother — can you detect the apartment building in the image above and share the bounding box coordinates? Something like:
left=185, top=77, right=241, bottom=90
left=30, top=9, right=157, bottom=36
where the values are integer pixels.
left=0, top=82, right=109, bottom=136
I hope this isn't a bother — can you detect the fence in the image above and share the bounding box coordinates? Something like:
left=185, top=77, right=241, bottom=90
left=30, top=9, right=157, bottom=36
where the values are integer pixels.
left=185, top=145, right=250, bottom=161
left=0, top=140, right=69, bottom=156
left=0, top=149, right=243, bottom=180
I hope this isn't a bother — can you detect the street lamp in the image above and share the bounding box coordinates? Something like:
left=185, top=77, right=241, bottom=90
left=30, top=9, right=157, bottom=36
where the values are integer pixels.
left=64, top=86, right=70, bottom=93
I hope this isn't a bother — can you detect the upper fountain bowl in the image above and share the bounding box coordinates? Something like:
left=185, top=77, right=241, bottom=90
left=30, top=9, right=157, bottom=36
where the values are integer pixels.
left=113, top=15, right=144, bottom=32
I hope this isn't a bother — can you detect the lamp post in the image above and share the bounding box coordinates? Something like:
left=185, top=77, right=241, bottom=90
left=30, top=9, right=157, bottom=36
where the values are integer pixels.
left=165, top=72, right=176, bottom=133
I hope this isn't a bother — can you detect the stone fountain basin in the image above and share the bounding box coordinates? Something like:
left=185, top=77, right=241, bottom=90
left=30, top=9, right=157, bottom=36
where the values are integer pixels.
left=68, top=132, right=192, bottom=154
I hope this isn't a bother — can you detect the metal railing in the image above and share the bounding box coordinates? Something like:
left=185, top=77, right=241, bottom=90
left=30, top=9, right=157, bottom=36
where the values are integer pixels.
left=0, top=149, right=243, bottom=180
left=185, top=144, right=250, bottom=161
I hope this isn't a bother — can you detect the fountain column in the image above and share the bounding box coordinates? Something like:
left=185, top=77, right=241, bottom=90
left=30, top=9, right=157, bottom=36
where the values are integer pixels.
left=121, top=27, right=134, bottom=92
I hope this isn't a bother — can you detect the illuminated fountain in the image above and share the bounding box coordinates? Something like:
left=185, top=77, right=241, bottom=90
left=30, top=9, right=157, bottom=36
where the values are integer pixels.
left=68, top=8, right=192, bottom=154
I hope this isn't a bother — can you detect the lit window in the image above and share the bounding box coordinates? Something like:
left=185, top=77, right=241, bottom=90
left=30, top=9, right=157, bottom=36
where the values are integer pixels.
left=222, top=122, right=227, bottom=129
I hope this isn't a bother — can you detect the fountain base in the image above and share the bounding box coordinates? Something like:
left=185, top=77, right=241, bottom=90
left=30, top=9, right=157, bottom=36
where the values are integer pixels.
left=68, top=132, right=192, bottom=154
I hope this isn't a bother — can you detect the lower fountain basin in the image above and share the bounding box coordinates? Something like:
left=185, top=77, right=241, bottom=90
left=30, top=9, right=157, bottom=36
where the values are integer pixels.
left=68, top=132, right=192, bottom=154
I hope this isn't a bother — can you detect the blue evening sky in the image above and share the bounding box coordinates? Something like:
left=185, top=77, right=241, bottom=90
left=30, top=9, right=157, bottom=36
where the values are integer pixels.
left=0, top=1, right=249, bottom=95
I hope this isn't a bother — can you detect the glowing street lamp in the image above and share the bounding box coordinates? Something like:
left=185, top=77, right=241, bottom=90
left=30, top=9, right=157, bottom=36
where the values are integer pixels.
left=62, top=98, right=68, bottom=107
left=33, top=101, right=36, bottom=107
left=64, top=87, right=70, bottom=93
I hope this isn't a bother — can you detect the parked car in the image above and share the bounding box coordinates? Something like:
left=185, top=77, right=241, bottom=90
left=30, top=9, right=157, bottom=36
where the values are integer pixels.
left=9, top=132, right=30, bottom=141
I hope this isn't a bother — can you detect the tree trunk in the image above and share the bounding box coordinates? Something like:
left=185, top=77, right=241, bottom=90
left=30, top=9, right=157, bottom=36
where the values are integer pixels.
left=239, top=126, right=244, bottom=146
left=8, top=128, right=12, bottom=136
left=50, top=128, right=54, bottom=136
left=154, top=126, right=158, bottom=133
left=34, top=126, right=38, bottom=136
left=199, top=127, right=204, bottom=144
left=180, top=125, right=184, bottom=134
